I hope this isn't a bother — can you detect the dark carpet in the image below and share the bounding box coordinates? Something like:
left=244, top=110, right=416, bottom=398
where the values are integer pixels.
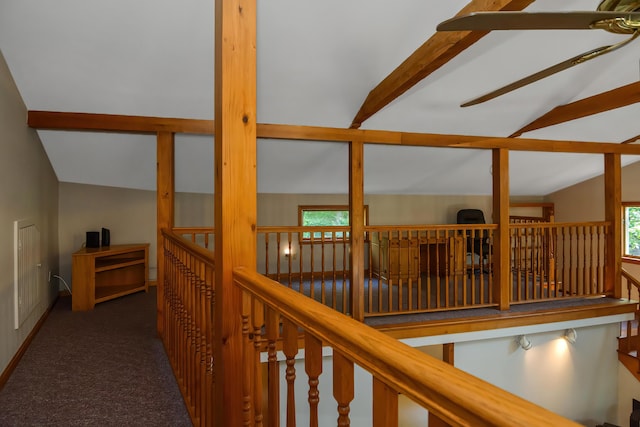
left=0, top=288, right=192, bottom=427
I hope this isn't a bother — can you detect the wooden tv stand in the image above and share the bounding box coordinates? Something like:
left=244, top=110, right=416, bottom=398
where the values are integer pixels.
left=72, top=243, right=149, bottom=311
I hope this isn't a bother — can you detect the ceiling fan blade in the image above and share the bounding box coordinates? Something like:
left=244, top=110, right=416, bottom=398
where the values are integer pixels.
left=437, top=11, right=640, bottom=31
left=461, top=31, right=640, bottom=107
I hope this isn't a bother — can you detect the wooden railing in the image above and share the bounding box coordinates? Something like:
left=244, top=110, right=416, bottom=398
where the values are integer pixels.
left=620, top=268, right=640, bottom=363
left=162, top=230, right=215, bottom=425
left=233, top=266, right=581, bottom=427
left=509, top=222, right=610, bottom=303
left=623, top=267, right=640, bottom=302
left=173, top=222, right=612, bottom=317
left=365, top=225, right=495, bottom=314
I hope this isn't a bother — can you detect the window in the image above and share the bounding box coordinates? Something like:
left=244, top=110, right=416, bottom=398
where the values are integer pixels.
left=624, top=203, right=640, bottom=258
left=298, top=205, right=368, bottom=241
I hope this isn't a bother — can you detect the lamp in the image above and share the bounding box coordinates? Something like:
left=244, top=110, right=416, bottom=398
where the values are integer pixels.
left=564, top=328, right=577, bottom=344
left=517, top=335, right=532, bottom=350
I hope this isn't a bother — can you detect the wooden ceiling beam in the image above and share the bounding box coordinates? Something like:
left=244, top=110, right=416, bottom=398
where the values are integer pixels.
left=349, top=0, right=535, bottom=129
left=621, top=134, right=640, bottom=144
left=27, top=110, right=640, bottom=155
left=510, top=81, right=640, bottom=137
left=28, top=110, right=214, bottom=135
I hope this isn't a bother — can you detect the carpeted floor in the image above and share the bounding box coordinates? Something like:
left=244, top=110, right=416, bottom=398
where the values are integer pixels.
left=0, top=288, right=192, bottom=427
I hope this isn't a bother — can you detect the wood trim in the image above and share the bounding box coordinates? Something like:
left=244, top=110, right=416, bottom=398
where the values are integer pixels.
left=27, top=110, right=640, bottom=155
left=510, top=81, right=640, bottom=137
left=0, top=295, right=58, bottom=390
left=376, top=299, right=637, bottom=341
left=349, top=0, right=535, bottom=129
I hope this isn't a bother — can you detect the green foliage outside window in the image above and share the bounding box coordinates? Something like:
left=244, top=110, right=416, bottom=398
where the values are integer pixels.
left=302, top=210, right=349, bottom=240
left=626, top=206, right=640, bottom=256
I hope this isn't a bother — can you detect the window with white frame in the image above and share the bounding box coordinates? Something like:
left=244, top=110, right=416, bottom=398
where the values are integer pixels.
left=298, top=205, right=368, bottom=241
left=624, top=203, right=640, bottom=258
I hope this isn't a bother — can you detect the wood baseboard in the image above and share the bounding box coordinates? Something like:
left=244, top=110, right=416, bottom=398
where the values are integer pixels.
left=0, top=295, right=59, bottom=390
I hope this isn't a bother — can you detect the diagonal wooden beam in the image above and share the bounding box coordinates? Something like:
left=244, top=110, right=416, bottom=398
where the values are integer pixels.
left=510, top=81, right=640, bottom=137
left=621, top=134, right=640, bottom=144
left=349, top=0, right=535, bottom=129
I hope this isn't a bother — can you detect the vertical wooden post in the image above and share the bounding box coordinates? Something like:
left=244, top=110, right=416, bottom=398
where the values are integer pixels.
left=429, top=343, right=455, bottom=426
left=492, top=148, right=510, bottom=310
left=214, top=0, right=257, bottom=425
left=349, top=140, right=365, bottom=321
left=604, top=153, right=622, bottom=298
left=333, top=350, right=354, bottom=426
left=157, top=131, right=175, bottom=338
left=372, top=377, right=398, bottom=427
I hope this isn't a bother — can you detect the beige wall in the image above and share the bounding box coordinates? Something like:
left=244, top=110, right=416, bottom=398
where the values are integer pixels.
left=257, top=193, right=494, bottom=226
left=58, top=183, right=158, bottom=284
left=548, top=159, right=640, bottom=222
left=57, top=188, right=499, bottom=281
left=548, top=159, right=640, bottom=290
left=0, top=50, right=59, bottom=374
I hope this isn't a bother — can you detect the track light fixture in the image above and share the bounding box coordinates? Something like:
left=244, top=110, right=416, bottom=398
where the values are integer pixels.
left=564, top=328, right=577, bottom=344
left=517, top=335, right=532, bottom=350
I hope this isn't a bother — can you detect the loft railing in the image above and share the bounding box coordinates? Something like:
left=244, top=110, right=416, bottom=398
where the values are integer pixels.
left=509, top=222, right=609, bottom=303
left=164, top=228, right=617, bottom=426
left=620, top=268, right=640, bottom=366
left=174, top=221, right=611, bottom=316
left=162, top=230, right=215, bottom=425
left=233, top=266, right=581, bottom=427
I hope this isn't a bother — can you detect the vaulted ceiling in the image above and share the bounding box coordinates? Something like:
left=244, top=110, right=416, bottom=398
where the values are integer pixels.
left=1, top=0, right=639, bottom=196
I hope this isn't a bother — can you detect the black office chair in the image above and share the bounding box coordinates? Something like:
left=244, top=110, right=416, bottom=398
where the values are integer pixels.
left=457, top=209, right=491, bottom=273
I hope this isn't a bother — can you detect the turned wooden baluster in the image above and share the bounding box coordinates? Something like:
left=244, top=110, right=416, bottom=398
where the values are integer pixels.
left=305, top=334, right=323, bottom=427
left=251, top=299, right=264, bottom=427
left=266, top=308, right=281, bottom=427
left=204, top=266, right=215, bottom=425
left=264, top=232, right=270, bottom=277
left=372, top=376, right=398, bottom=427
left=333, top=350, right=354, bottom=427
left=332, top=234, right=338, bottom=310
left=282, top=319, right=299, bottom=427
left=241, top=292, right=253, bottom=426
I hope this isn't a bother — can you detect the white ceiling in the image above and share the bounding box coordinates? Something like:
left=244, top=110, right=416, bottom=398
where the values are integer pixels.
left=1, top=0, right=639, bottom=196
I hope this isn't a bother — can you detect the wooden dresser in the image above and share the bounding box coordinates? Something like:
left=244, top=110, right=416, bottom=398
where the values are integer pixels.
left=72, top=243, right=149, bottom=311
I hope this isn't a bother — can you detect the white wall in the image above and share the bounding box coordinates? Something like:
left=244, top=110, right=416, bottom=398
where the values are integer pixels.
left=0, top=50, right=59, bottom=374
left=618, top=361, right=639, bottom=424
left=455, top=324, right=620, bottom=426
left=271, top=322, right=623, bottom=426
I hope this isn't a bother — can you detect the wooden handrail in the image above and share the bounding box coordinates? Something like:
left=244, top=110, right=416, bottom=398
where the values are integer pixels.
left=163, top=228, right=215, bottom=264
left=622, top=267, right=640, bottom=299
left=233, top=266, right=581, bottom=427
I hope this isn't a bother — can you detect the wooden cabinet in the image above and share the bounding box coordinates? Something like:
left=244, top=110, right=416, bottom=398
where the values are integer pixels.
left=371, top=235, right=420, bottom=281
left=371, top=234, right=465, bottom=280
left=421, top=237, right=465, bottom=277
left=72, top=243, right=149, bottom=311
